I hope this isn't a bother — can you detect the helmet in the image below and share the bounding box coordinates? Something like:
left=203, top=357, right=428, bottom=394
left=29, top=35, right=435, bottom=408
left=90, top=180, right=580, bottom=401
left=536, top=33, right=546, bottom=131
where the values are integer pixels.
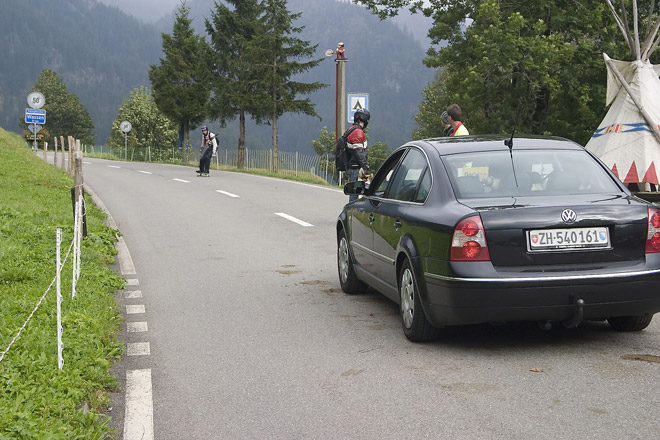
left=201, top=126, right=208, bottom=131
left=354, top=109, right=370, bottom=128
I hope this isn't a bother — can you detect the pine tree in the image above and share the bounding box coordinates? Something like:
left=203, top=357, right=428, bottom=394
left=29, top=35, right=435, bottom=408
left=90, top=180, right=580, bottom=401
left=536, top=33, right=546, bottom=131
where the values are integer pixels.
left=205, top=0, right=263, bottom=169
left=149, top=1, right=210, bottom=163
left=30, top=69, right=95, bottom=144
left=255, top=0, right=327, bottom=172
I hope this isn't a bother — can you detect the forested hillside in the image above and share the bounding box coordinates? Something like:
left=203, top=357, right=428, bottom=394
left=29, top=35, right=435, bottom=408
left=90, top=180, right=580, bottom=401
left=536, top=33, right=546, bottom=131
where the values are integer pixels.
left=1, top=0, right=433, bottom=152
left=0, top=0, right=161, bottom=144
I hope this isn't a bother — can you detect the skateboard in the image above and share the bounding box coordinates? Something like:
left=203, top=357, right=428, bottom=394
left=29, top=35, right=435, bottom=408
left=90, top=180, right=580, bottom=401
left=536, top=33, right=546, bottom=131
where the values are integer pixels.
left=196, top=172, right=210, bottom=177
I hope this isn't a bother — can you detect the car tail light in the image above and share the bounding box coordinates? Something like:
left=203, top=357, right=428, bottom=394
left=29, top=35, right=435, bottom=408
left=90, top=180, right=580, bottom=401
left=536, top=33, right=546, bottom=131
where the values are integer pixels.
left=646, top=207, right=660, bottom=253
left=451, top=215, right=490, bottom=261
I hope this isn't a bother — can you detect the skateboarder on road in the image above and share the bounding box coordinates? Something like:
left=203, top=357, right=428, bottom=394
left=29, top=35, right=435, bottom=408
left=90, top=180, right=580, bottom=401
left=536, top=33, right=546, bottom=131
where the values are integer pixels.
left=197, top=126, right=217, bottom=176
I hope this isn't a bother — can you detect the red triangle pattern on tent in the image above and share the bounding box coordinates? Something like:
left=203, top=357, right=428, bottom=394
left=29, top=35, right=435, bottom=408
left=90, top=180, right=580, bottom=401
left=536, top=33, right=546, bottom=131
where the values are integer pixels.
left=611, top=164, right=619, bottom=178
left=623, top=161, right=639, bottom=183
left=642, top=161, right=659, bottom=185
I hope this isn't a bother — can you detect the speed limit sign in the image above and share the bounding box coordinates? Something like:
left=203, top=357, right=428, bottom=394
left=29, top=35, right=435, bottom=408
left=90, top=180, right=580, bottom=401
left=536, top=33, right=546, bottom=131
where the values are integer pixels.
left=120, top=121, right=132, bottom=133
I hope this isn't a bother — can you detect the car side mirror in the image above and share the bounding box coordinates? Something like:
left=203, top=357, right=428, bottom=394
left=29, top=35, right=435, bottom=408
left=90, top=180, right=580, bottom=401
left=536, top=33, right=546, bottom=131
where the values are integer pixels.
left=344, top=180, right=366, bottom=195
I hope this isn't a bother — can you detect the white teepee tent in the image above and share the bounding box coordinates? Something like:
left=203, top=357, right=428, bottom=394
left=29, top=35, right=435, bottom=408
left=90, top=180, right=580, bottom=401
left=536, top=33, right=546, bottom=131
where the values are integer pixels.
left=585, top=0, right=660, bottom=186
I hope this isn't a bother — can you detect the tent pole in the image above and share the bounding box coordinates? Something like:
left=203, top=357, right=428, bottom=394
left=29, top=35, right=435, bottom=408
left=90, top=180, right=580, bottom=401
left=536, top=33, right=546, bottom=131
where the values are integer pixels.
left=605, top=55, right=660, bottom=145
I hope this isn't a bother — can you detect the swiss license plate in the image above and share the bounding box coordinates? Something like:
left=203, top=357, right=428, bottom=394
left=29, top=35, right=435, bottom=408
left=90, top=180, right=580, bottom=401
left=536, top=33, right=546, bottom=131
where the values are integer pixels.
left=528, top=227, right=610, bottom=251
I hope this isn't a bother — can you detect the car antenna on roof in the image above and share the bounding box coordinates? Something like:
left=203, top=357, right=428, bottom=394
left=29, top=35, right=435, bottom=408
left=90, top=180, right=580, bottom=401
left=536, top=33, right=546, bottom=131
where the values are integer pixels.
left=504, top=129, right=518, bottom=187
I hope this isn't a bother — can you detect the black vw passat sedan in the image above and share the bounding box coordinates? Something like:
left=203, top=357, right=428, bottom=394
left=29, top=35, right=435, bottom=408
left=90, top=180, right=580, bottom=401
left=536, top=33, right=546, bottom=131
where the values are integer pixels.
left=337, top=135, right=660, bottom=342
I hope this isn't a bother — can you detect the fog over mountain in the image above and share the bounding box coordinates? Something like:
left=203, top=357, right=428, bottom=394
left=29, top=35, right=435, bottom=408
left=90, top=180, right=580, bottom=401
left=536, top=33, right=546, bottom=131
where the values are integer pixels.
left=1, top=0, right=434, bottom=153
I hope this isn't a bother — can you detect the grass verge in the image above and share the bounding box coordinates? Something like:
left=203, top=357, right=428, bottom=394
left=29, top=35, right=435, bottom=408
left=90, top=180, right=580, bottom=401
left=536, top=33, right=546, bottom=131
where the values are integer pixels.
left=0, top=129, right=124, bottom=439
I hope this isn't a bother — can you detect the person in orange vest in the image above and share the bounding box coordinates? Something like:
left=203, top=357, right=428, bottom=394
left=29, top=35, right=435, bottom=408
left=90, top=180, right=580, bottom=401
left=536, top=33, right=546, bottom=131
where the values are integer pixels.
left=447, top=104, right=469, bottom=136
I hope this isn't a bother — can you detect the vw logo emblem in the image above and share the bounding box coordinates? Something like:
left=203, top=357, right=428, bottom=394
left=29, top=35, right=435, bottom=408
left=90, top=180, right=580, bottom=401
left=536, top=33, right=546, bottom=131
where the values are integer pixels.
left=561, top=209, right=577, bottom=223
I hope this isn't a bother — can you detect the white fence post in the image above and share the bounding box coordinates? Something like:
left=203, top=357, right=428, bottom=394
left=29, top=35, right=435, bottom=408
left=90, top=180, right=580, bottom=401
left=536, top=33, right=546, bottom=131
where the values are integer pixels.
left=72, top=198, right=79, bottom=298
left=56, top=228, right=63, bottom=370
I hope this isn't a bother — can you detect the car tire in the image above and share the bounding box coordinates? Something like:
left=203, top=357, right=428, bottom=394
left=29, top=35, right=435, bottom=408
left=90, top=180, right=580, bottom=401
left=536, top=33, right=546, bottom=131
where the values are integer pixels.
left=607, top=313, right=654, bottom=331
left=399, top=259, right=437, bottom=342
left=337, top=228, right=368, bottom=294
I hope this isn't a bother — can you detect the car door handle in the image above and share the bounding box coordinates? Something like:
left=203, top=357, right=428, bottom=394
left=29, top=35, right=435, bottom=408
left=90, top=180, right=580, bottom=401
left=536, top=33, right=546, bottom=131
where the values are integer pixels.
left=394, top=220, right=402, bottom=231
left=369, top=214, right=375, bottom=224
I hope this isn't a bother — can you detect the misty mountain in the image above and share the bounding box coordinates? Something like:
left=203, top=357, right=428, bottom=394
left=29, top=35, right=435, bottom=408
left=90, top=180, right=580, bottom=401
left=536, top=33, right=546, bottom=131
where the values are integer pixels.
left=1, top=0, right=434, bottom=154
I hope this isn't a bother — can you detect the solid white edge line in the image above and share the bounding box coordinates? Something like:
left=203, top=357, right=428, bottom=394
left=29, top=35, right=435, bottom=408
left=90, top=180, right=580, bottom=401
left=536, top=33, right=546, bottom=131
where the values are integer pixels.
left=124, top=369, right=154, bottom=440
left=138, top=171, right=152, bottom=174
left=216, top=190, right=240, bottom=198
left=173, top=178, right=190, bottom=183
left=275, top=212, right=314, bottom=227
left=116, top=237, right=137, bottom=275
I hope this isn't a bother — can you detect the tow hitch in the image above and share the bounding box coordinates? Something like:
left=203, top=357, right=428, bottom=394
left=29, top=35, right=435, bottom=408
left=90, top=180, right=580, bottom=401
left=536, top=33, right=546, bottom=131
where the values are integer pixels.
left=563, top=299, right=585, bottom=328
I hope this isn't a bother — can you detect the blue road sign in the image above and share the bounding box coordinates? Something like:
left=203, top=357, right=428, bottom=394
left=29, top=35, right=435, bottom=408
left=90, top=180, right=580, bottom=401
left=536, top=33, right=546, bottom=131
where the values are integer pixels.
left=25, top=108, right=46, bottom=124
left=347, top=93, right=369, bottom=124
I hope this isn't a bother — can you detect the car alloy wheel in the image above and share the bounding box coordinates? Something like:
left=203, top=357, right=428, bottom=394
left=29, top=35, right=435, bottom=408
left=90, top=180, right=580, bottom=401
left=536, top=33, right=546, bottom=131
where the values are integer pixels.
left=400, top=267, right=415, bottom=329
left=337, top=229, right=367, bottom=294
left=338, top=236, right=350, bottom=284
left=399, top=259, right=437, bottom=342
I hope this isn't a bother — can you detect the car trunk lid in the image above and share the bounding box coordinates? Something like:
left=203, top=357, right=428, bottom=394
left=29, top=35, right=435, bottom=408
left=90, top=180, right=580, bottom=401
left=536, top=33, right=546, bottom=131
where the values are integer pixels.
left=461, top=194, right=648, bottom=267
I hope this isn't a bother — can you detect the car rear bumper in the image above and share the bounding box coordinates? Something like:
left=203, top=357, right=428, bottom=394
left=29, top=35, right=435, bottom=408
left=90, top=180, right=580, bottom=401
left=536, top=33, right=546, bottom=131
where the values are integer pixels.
left=422, top=269, right=660, bottom=327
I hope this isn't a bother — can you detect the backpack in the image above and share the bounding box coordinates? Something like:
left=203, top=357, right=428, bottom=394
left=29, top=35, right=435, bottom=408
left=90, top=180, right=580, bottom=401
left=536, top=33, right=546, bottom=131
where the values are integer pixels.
left=335, top=125, right=361, bottom=172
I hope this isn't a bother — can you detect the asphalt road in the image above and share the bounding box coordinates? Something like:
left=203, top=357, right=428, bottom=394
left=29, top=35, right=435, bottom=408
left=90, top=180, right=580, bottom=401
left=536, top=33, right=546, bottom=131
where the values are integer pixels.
left=78, top=158, right=660, bottom=440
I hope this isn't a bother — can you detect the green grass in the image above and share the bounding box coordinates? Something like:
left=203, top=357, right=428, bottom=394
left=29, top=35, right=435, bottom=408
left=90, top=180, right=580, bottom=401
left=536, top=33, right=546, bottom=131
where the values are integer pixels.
left=0, top=129, right=124, bottom=439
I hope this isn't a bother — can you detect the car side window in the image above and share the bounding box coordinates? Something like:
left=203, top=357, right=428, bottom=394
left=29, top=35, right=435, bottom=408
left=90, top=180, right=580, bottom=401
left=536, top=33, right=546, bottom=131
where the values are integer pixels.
left=386, top=149, right=429, bottom=202
left=371, top=150, right=405, bottom=198
left=414, top=168, right=431, bottom=203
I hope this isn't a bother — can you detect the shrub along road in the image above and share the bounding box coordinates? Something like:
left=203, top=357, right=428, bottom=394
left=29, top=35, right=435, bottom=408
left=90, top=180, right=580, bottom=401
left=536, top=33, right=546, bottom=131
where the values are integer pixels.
left=79, top=156, right=660, bottom=439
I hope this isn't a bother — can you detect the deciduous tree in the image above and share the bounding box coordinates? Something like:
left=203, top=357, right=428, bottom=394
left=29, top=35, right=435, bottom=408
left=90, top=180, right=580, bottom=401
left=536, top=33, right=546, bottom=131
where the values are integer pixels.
left=29, top=69, right=95, bottom=145
left=109, top=87, right=178, bottom=162
left=356, top=0, right=631, bottom=144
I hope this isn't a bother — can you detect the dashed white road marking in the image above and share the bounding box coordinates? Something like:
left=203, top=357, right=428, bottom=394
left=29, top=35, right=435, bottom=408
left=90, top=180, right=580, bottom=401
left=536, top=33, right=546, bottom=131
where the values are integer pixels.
left=126, top=305, right=146, bottom=314
left=173, top=178, right=189, bottom=183
left=83, top=161, right=92, bottom=165
left=125, top=290, right=143, bottom=299
left=127, top=322, right=148, bottom=333
left=126, top=279, right=139, bottom=286
left=124, top=369, right=154, bottom=440
left=138, top=171, right=152, bottom=175
left=275, top=212, right=314, bottom=227
left=108, top=165, right=121, bottom=169
left=216, top=190, right=240, bottom=198
left=126, top=342, right=151, bottom=356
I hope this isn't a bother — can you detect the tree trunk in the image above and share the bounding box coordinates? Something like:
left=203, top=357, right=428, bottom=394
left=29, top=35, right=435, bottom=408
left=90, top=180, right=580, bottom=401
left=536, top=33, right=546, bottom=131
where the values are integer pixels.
left=532, top=86, right=551, bottom=134
left=272, top=58, right=278, bottom=173
left=238, top=110, right=245, bottom=169
left=183, top=120, right=190, bottom=163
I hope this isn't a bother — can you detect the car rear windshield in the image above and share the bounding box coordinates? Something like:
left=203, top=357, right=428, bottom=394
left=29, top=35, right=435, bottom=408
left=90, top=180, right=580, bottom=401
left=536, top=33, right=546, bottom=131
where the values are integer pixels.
left=445, top=149, right=621, bottom=199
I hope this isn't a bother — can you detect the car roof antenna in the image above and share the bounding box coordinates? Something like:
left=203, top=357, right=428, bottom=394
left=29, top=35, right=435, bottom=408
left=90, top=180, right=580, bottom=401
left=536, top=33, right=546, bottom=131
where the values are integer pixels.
left=504, top=129, right=518, bottom=188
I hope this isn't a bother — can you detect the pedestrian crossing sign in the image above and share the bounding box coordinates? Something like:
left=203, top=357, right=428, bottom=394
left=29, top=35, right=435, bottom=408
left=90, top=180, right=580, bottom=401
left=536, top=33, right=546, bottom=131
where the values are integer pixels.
left=348, top=93, right=369, bottom=124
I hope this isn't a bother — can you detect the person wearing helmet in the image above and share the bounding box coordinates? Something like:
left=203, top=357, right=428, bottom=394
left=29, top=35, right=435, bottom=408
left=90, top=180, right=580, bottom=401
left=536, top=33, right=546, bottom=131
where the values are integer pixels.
left=441, top=111, right=454, bottom=136
left=345, top=108, right=370, bottom=201
left=197, top=125, right=217, bottom=176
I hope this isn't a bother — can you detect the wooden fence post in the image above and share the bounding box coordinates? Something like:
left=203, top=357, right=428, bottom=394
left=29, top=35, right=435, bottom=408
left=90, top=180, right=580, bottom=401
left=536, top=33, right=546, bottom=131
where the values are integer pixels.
left=53, top=136, right=58, bottom=166
left=60, top=136, right=66, bottom=171
left=43, top=141, right=48, bottom=160
left=68, top=136, right=74, bottom=176
left=72, top=146, right=87, bottom=237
